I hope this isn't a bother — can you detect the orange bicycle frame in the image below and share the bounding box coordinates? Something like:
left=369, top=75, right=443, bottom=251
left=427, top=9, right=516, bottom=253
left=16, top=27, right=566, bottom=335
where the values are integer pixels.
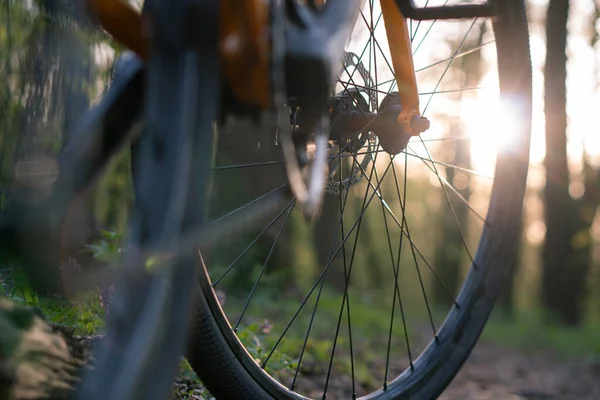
left=85, top=0, right=421, bottom=130
left=85, top=0, right=149, bottom=59
left=380, top=0, right=420, bottom=133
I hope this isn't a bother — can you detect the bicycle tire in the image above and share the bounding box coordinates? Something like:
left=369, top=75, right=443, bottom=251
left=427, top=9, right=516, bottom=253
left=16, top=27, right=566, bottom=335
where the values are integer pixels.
left=185, top=1, right=532, bottom=399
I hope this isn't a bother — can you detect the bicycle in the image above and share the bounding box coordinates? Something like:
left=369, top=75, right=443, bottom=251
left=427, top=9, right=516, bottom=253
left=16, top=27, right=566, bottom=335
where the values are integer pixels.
left=3, top=0, right=532, bottom=399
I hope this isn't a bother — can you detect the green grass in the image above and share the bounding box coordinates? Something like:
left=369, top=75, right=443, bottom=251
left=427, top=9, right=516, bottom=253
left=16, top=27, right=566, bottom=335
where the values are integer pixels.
left=1, top=266, right=106, bottom=335
left=482, top=309, right=600, bottom=361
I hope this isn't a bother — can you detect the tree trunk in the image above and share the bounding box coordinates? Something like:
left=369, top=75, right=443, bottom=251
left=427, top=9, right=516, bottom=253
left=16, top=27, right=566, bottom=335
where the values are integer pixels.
left=16, top=0, right=60, bottom=158
left=542, top=0, right=590, bottom=325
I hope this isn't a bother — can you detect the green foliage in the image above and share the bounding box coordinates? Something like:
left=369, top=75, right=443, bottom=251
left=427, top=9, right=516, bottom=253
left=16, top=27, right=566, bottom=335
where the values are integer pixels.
left=46, top=291, right=105, bottom=335
left=1, top=266, right=105, bottom=336
left=173, top=359, right=214, bottom=400
left=178, top=358, right=201, bottom=383
left=237, top=322, right=297, bottom=381
left=2, top=265, right=40, bottom=307
left=84, top=229, right=122, bottom=265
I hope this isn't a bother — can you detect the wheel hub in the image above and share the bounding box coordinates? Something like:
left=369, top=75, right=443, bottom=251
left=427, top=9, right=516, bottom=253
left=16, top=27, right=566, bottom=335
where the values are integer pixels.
left=293, top=91, right=430, bottom=155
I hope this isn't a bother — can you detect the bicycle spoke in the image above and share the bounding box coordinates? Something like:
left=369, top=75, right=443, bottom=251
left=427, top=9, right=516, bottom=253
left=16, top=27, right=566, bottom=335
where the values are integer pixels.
left=263, top=159, right=395, bottom=365
left=372, top=39, right=493, bottom=90
left=370, top=0, right=379, bottom=111
left=411, top=0, right=450, bottom=55
left=419, top=86, right=487, bottom=96
left=406, top=145, right=489, bottom=226
left=400, top=183, right=439, bottom=338
left=422, top=18, right=479, bottom=115
left=385, top=154, right=414, bottom=382
left=323, top=149, right=382, bottom=399
left=334, top=148, right=387, bottom=159
left=415, top=40, right=494, bottom=73
left=336, top=153, right=360, bottom=397
left=372, top=34, right=397, bottom=88
left=414, top=135, right=478, bottom=143
left=370, top=156, right=415, bottom=382
left=212, top=160, right=283, bottom=171
left=403, top=150, right=494, bottom=180
left=211, top=200, right=296, bottom=287
left=234, top=202, right=295, bottom=331
left=356, top=7, right=401, bottom=97
left=410, top=0, right=431, bottom=42
left=289, top=157, right=356, bottom=390
left=369, top=0, right=379, bottom=110
left=351, top=153, right=459, bottom=308
left=356, top=151, right=441, bottom=339
left=337, top=10, right=382, bottom=106
left=411, top=235, right=460, bottom=309
left=337, top=80, right=391, bottom=96
left=416, top=139, right=475, bottom=264
left=358, top=6, right=383, bottom=39
left=209, top=184, right=288, bottom=226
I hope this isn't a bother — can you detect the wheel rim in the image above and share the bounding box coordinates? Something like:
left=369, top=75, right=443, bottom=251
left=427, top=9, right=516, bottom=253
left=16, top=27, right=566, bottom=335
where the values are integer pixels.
left=198, top=1, right=531, bottom=399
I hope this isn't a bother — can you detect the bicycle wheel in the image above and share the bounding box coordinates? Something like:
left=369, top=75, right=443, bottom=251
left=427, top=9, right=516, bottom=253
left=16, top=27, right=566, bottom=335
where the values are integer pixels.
left=185, top=0, right=532, bottom=399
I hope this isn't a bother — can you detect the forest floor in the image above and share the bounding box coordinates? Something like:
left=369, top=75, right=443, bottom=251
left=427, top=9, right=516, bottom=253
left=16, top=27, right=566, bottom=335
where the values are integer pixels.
left=3, top=269, right=598, bottom=400
left=172, top=337, right=600, bottom=400
left=273, top=315, right=600, bottom=400
left=439, top=341, right=600, bottom=400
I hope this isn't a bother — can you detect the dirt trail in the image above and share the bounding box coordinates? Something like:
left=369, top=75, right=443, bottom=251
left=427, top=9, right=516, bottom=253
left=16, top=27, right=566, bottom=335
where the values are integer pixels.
left=440, top=342, right=600, bottom=400
left=290, top=339, right=600, bottom=400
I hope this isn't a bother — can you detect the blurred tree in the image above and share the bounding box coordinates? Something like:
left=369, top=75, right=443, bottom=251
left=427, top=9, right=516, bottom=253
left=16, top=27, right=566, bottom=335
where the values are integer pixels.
left=17, top=0, right=61, bottom=157
left=542, top=0, right=592, bottom=325
left=0, top=0, right=131, bottom=259
left=588, top=1, right=600, bottom=321
left=0, top=0, right=18, bottom=182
